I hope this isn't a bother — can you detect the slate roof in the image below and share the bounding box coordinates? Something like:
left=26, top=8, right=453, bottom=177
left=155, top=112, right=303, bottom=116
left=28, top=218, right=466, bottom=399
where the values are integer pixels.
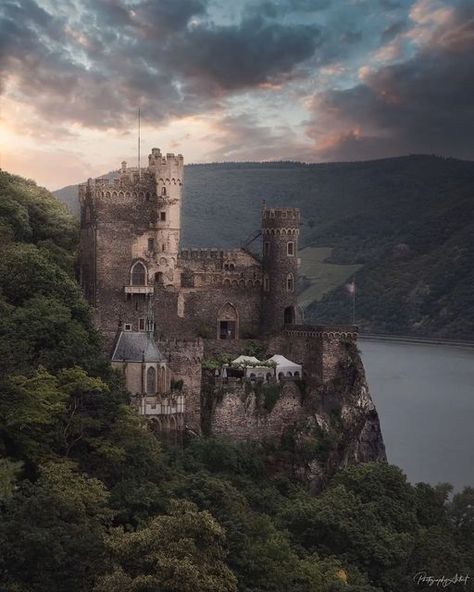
left=111, top=331, right=167, bottom=363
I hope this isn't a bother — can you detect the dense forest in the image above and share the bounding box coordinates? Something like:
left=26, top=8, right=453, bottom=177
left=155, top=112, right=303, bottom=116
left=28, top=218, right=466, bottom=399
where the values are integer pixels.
left=56, top=155, right=474, bottom=339
left=2, top=170, right=473, bottom=591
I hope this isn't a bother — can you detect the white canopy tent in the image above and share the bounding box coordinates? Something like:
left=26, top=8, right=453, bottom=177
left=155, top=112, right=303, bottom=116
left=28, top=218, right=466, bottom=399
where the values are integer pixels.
left=227, top=355, right=274, bottom=380
left=266, top=354, right=302, bottom=379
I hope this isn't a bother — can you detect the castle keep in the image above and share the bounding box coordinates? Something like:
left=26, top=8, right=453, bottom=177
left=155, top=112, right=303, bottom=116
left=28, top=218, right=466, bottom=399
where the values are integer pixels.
left=78, top=148, right=385, bottom=470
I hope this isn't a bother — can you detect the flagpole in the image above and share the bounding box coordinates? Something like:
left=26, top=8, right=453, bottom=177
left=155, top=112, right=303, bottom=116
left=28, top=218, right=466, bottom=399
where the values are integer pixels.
left=138, top=108, right=141, bottom=181
left=352, top=284, right=356, bottom=325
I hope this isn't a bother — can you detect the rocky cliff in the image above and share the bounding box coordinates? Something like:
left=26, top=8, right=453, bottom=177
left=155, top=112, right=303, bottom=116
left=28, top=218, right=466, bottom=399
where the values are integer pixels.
left=202, top=337, right=386, bottom=492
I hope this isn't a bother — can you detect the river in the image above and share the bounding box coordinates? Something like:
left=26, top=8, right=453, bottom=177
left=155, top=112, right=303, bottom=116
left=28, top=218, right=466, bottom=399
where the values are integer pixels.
left=359, top=339, right=474, bottom=491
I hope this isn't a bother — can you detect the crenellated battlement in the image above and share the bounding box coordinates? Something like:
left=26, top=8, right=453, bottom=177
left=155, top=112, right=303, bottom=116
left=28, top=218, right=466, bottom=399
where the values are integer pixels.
left=262, top=207, right=300, bottom=222
left=284, top=324, right=358, bottom=340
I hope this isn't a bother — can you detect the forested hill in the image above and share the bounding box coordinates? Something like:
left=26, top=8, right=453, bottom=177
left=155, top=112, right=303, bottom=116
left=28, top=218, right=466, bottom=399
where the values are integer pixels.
left=54, top=155, right=474, bottom=339
left=1, top=170, right=474, bottom=591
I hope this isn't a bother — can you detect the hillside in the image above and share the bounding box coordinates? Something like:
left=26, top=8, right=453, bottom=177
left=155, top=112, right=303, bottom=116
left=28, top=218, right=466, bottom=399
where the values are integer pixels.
left=54, top=155, right=474, bottom=339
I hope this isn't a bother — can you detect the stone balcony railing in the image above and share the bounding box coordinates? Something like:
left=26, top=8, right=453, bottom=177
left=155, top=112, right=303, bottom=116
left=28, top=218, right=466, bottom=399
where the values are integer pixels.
left=124, top=285, right=154, bottom=295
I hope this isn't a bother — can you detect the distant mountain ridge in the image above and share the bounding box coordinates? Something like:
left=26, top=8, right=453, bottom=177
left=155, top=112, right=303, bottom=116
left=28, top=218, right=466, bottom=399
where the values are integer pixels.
left=54, top=155, right=474, bottom=339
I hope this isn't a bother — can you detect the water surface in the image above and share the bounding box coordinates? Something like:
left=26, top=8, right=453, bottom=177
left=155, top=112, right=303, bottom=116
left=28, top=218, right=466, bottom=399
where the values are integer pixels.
left=359, top=339, right=474, bottom=490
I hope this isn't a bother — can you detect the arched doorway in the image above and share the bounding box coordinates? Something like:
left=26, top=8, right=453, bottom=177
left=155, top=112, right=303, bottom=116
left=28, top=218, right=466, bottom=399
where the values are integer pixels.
left=217, top=302, right=239, bottom=340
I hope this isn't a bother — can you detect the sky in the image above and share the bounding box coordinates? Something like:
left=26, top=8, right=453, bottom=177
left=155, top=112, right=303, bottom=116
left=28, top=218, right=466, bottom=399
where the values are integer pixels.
left=0, top=0, right=473, bottom=190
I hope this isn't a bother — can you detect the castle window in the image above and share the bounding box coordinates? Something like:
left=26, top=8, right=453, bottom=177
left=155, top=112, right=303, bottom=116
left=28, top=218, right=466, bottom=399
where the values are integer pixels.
left=287, top=241, right=294, bottom=256
left=264, top=241, right=270, bottom=256
left=131, top=261, right=147, bottom=286
left=287, top=273, right=294, bottom=292
left=161, top=187, right=167, bottom=196
left=217, top=302, right=238, bottom=340
left=284, top=306, right=295, bottom=325
left=148, top=238, right=155, bottom=252
left=160, top=366, right=167, bottom=392
left=264, top=274, right=270, bottom=292
left=146, top=367, right=156, bottom=395
left=162, top=244, right=165, bottom=252
left=160, top=211, right=166, bottom=221
left=139, top=318, right=145, bottom=331
left=124, top=323, right=132, bottom=331
left=229, top=263, right=235, bottom=271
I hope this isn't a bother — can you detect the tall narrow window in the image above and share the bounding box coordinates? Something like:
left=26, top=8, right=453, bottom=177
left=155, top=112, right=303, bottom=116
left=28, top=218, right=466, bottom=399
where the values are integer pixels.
left=264, top=241, right=270, bottom=256
left=146, top=367, right=156, bottom=395
left=161, top=187, right=167, bottom=196
left=264, top=274, right=270, bottom=292
left=160, top=211, right=166, bottom=221
left=131, top=262, right=146, bottom=286
left=287, top=241, right=294, bottom=256
left=148, top=238, right=154, bottom=252
left=139, top=318, right=145, bottom=331
left=287, top=273, right=294, bottom=292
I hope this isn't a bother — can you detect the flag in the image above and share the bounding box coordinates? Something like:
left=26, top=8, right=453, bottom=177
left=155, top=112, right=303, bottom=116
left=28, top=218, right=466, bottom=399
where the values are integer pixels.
left=346, top=280, right=356, bottom=295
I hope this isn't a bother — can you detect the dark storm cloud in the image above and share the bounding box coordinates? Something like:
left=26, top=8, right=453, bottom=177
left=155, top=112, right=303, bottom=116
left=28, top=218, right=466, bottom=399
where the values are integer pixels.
left=167, top=17, right=321, bottom=91
left=0, top=0, right=320, bottom=130
left=311, top=1, right=474, bottom=161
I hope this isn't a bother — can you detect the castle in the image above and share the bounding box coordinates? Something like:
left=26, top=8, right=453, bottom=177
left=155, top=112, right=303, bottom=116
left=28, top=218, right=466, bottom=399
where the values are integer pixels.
left=78, top=148, right=381, bottom=460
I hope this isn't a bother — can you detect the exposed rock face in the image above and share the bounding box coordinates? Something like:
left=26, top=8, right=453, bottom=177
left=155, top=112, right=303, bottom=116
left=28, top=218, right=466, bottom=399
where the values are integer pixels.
left=204, top=338, right=386, bottom=492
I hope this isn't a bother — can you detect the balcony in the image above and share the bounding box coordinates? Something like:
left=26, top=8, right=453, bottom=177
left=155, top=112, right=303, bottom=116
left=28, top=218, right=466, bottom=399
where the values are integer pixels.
left=124, top=285, right=154, bottom=295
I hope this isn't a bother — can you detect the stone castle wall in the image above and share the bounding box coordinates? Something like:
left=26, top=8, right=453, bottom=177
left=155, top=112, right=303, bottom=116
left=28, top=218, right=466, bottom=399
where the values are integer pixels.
left=209, top=381, right=305, bottom=441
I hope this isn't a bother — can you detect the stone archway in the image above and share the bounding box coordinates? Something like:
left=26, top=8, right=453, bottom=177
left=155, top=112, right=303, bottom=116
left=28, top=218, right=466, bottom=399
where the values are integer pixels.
left=217, top=302, right=239, bottom=340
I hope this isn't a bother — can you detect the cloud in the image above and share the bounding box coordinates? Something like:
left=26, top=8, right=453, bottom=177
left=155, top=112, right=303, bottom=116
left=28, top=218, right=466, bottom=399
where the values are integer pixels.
left=308, top=0, right=474, bottom=161
left=0, top=0, right=321, bottom=133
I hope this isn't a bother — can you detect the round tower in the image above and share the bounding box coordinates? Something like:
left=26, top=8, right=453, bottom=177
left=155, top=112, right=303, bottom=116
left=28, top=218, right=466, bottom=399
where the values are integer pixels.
left=261, top=207, right=300, bottom=333
left=147, top=148, right=184, bottom=286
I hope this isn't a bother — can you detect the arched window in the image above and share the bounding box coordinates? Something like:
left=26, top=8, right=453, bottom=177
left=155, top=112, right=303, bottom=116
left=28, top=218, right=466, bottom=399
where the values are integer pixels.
left=160, top=366, right=166, bottom=392
left=287, top=273, right=294, bottom=292
left=131, top=261, right=146, bottom=286
left=287, top=241, right=294, bottom=256
left=146, top=367, right=156, bottom=395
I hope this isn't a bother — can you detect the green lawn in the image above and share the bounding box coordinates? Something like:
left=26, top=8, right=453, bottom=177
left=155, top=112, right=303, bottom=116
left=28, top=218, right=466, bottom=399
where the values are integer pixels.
left=298, top=247, right=362, bottom=308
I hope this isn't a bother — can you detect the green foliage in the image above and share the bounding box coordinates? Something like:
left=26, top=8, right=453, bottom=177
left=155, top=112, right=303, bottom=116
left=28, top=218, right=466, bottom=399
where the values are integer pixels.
left=0, top=461, right=111, bottom=592
left=242, top=340, right=268, bottom=359
left=95, top=500, right=238, bottom=592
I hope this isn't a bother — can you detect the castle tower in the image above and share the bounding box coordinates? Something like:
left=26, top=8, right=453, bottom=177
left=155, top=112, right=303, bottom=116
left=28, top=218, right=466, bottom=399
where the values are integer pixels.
left=261, top=207, right=300, bottom=333
left=147, top=148, right=184, bottom=286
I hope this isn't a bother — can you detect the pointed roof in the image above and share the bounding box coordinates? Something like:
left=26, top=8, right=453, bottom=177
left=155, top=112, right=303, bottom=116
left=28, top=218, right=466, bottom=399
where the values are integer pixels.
left=266, top=354, right=302, bottom=369
left=111, top=331, right=166, bottom=363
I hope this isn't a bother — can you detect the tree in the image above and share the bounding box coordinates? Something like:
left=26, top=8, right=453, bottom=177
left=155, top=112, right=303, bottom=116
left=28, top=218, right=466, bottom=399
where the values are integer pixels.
left=0, top=462, right=111, bottom=592
left=95, top=500, right=237, bottom=592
